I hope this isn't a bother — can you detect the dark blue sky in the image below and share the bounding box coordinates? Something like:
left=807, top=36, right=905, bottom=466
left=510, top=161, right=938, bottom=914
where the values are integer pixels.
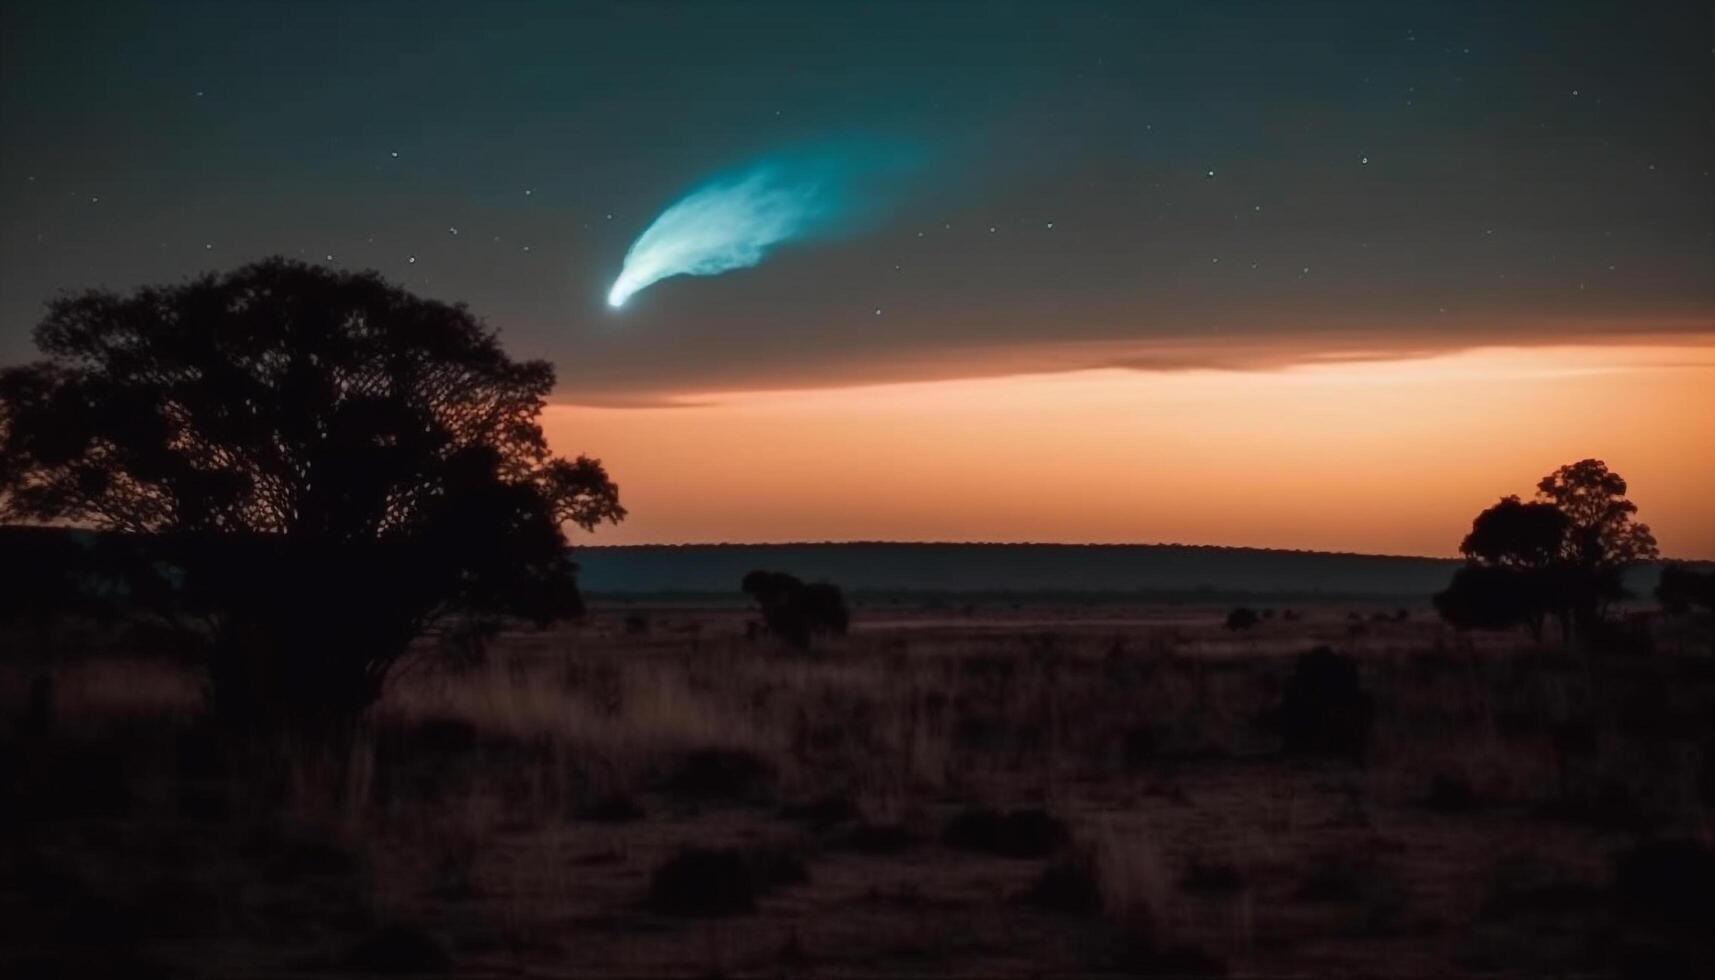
left=3, top=1, right=1710, bottom=402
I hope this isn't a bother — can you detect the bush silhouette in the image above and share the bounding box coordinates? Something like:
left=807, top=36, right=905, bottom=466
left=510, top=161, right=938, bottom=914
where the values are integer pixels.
left=646, top=845, right=808, bottom=917
left=1656, top=564, right=1715, bottom=615
left=942, top=806, right=1067, bottom=858
left=1435, top=565, right=1547, bottom=636
left=0, top=259, right=624, bottom=724
left=1612, top=839, right=1715, bottom=931
left=1276, top=647, right=1373, bottom=759
left=648, top=849, right=756, bottom=916
left=344, top=923, right=451, bottom=975
left=1225, top=607, right=1260, bottom=631
left=1022, top=857, right=1104, bottom=914
left=740, top=569, right=849, bottom=649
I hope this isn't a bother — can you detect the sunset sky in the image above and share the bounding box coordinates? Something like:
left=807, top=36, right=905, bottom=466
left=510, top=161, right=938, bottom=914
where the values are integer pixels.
left=3, top=2, right=1711, bottom=557
left=550, top=339, right=1715, bottom=558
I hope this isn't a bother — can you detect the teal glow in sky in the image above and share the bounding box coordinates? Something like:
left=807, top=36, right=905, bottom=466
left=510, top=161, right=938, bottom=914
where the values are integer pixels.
left=608, top=146, right=916, bottom=308
left=607, top=164, right=826, bottom=307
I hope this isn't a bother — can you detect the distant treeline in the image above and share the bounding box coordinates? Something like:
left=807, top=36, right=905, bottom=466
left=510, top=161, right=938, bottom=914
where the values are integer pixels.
left=575, top=543, right=1703, bottom=602
left=575, top=542, right=1691, bottom=600
left=5, top=531, right=1695, bottom=608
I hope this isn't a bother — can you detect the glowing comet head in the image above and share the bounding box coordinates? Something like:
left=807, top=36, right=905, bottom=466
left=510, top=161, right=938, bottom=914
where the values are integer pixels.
left=605, top=142, right=919, bottom=308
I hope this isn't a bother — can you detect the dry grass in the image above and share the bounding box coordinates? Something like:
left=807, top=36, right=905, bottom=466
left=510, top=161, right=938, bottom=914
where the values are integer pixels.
left=3, top=602, right=1713, bottom=976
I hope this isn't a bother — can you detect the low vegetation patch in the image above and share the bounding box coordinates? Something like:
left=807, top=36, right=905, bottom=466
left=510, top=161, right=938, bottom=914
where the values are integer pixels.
left=942, top=806, right=1067, bottom=859
left=646, top=845, right=809, bottom=918
left=1274, top=646, right=1374, bottom=759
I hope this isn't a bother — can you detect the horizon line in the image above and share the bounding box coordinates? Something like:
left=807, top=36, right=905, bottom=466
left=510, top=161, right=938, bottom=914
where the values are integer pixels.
left=572, top=540, right=1715, bottom=565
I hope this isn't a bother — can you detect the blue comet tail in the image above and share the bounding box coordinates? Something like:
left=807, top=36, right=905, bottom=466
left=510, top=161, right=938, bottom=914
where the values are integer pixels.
left=608, top=143, right=916, bottom=307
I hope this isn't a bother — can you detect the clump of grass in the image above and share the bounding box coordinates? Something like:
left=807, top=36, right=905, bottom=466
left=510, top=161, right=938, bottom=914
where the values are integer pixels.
left=344, top=923, right=451, bottom=974
left=646, top=845, right=809, bottom=917
left=942, top=806, right=1067, bottom=858
left=658, top=746, right=776, bottom=806
left=1022, top=855, right=1104, bottom=915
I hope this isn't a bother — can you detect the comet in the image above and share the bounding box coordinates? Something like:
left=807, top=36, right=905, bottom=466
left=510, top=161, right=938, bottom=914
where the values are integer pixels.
left=607, top=142, right=918, bottom=308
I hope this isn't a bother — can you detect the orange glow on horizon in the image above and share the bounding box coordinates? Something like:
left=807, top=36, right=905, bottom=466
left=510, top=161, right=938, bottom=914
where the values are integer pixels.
left=544, top=340, right=1715, bottom=559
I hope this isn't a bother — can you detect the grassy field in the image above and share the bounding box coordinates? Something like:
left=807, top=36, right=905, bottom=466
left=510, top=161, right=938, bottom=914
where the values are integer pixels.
left=4, top=601, right=1713, bottom=977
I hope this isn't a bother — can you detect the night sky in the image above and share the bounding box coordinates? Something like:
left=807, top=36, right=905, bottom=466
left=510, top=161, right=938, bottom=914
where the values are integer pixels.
left=2, top=1, right=1712, bottom=553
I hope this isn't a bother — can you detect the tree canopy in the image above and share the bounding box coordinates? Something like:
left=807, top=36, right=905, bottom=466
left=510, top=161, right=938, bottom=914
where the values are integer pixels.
left=1436, top=459, right=1659, bottom=642
left=1535, top=459, right=1658, bottom=572
left=0, top=258, right=625, bottom=719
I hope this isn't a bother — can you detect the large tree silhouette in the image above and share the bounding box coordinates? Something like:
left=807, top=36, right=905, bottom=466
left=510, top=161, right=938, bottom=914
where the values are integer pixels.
left=1436, top=460, right=1658, bottom=642
left=1535, top=459, right=1658, bottom=574
left=0, top=258, right=624, bottom=721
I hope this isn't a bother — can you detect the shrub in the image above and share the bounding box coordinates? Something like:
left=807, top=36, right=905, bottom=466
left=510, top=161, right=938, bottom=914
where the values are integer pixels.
left=841, top=822, right=918, bottom=855
left=741, top=570, right=850, bottom=649
left=942, top=806, right=1067, bottom=858
left=1422, top=773, right=1478, bottom=812
left=648, top=849, right=757, bottom=916
left=1657, top=564, right=1715, bottom=615
left=778, top=793, right=859, bottom=829
left=1276, top=647, right=1373, bottom=759
left=647, top=845, right=808, bottom=917
left=1022, top=857, right=1103, bottom=915
left=1180, top=861, right=1246, bottom=896
left=1612, top=840, right=1715, bottom=931
left=1224, top=607, right=1260, bottom=631
left=660, top=747, right=776, bottom=805
left=344, top=924, right=451, bottom=975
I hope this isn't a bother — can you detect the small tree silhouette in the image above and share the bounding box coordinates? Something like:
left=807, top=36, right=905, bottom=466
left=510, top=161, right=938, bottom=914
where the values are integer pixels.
left=0, top=259, right=624, bottom=723
left=740, top=570, right=849, bottom=649
left=1436, top=496, right=1569, bottom=640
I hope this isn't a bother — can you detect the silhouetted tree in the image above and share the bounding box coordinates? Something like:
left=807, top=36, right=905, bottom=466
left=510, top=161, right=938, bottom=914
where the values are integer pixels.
left=0, top=259, right=625, bottom=723
left=1459, top=496, right=1571, bottom=570
left=1656, top=564, right=1715, bottom=616
left=741, top=570, right=849, bottom=649
left=1536, top=459, right=1659, bottom=569
left=1535, top=459, right=1658, bottom=624
left=1437, top=461, right=1659, bottom=642
left=1437, top=496, right=1569, bottom=640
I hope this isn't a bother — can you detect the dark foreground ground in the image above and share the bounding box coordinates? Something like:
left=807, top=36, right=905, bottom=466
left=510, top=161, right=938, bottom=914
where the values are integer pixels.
left=3, top=601, right=1713, bottom=977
